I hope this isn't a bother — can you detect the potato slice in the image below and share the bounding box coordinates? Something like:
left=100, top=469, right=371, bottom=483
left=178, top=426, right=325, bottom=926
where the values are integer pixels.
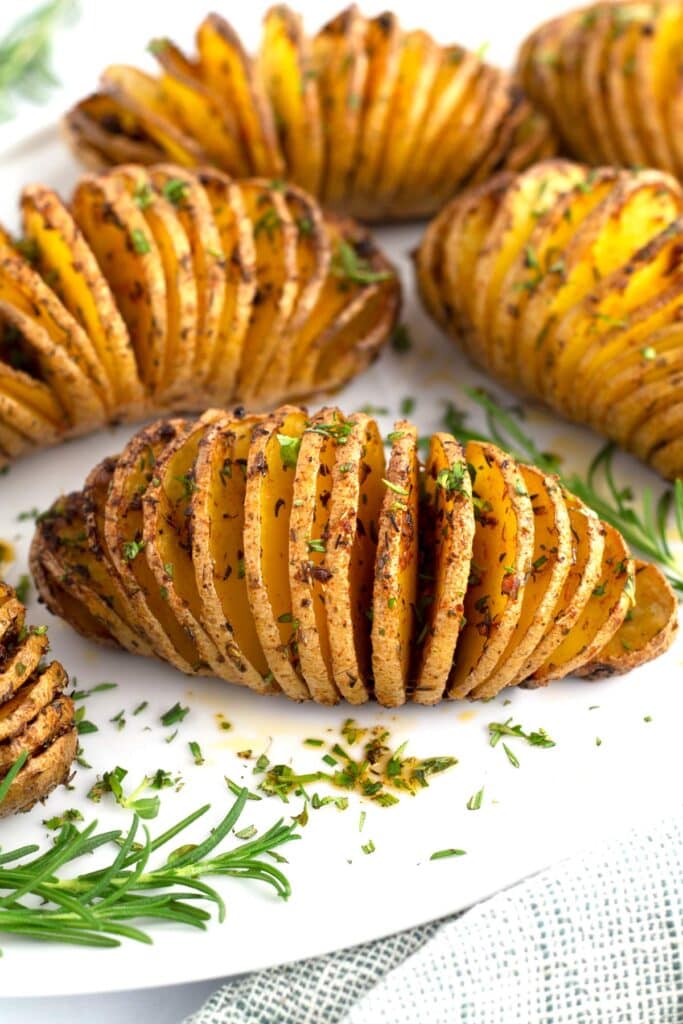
left=325, top=412, right=384, bottom=703
left=0, top=301, right=102, bottom=433
left=471, top=160, right=586, bottom=368
left=142, top=413, right=227, bottom=677
left=448, top=441, right=534, bottom=700
left=397, top=46, right=480, bottom=211
left=530, top=522, right=634, bottom=684
left=351, top=12, right=402, bottom=208
left=196, top=13, right=283, bottom=177
left=30, top=491, right=152, bottom=657
left=108, top=165, right=197, bottom=404
left=313, top=7, right=368, bottom=207
left=0, top=694, right=74, bottom=773
left=258, top=5, right=324, bottom=197
left=236, top=180, right=298, bottom=402
left=258, top=183, right=329, bottom=404
left=244, top=407, right=309, bottom=700
left=103, top=418, right=203, bottom=672
left=148, top=164, right=226, bottom=389
left=0, top=727, right=77, bottom=818
left=470, top=465, right=573, bottom=700
left=0, top=662, right=67, bottom=743
left=0, top=365, right=63, bottom=443
left=373, top=29, right=440, bottom=212
left=288, top=407, right=342, bottom=704
left=149, top=40, right=249, bottom=175
left=604, top=17, right=648, bottom=166
left=0, top=239, right=109, bottom=416
left=192, top=412, right=274, bottom=694
left=71, top=173, right=166, bottom=396
left=577, top=561, right=677, bottom=677
left=412, top=433, right=474, bottom=705
left=493, top=169, right=616, bottom=386
left=197, top=168, right=256, bottom=404
left=578, top=7, right=622, bottom=165
left=63, top=92, right=167, bottom=170
left=0, top=631, right=49, bottom=704
left=371, top=422, right=419, bottom=707
left=20, top=184, right=144, bottom=416
left=100, top=65, right=210, bottom=166
left=81, top=456, right=155, bottom=659
left=514, top=491, right=605, bottom=686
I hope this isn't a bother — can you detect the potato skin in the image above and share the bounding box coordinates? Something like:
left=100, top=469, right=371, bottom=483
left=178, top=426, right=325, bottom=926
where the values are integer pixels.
left=31, top=406, right=676, bottom=706
left=62, top=7, right=557, bottom=221
left=0, top=582, right=77, bottom=818
left=416, top=160, right=683, bottom=481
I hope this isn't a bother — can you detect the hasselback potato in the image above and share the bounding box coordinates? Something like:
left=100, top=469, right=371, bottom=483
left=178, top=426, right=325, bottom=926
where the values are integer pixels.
left=0, top=583, right=76, bottom=817
left=64, top=6, right=557, bottom=221
left=517, top=1, right=683, bottom=180
left=31, top=405, right=677, bottom=707
left=0, top=164, right=398, bottom=470
left=416, top=159, right=683, bottom=480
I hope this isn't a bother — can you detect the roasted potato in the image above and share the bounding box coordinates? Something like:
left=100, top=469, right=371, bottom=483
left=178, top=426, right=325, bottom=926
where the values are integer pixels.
left=517, top=2, right=683, bottom=181
left=0, top=582, right=77, bottom=818
left=31, top=405, right=676, bottom=706
left=416, top=160, right=683, bottom=480
left=63, top=6, right=557, bottom=221
left=0, top=163, right=398, bottom=467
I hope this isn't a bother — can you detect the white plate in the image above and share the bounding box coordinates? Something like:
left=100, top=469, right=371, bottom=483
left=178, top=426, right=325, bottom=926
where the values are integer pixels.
left=1, top=21, right=682, bottom=1003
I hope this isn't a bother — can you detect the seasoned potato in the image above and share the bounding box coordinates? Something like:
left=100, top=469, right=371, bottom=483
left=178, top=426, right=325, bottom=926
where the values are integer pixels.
left=63, top=6, right=557, bottom=221
left=32, top=405, right=675, bottom=705
left=0, top=583, right=76, bottom=818
left=0, top=163, right=398, bottom=467
left=517, top=2, right=683, bottom=180
left=417, top=160, right=683, bottom=479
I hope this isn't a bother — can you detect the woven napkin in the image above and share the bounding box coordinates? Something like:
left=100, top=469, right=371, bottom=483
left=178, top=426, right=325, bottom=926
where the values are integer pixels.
left=186, top=813, right=683, bottom=1024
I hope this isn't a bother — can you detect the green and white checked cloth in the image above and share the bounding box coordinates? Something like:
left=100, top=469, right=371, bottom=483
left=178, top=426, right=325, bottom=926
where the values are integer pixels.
left=187, top=813, right=683, bottom=1023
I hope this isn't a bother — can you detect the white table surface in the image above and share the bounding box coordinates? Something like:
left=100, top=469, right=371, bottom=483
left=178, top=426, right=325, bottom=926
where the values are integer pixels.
left=1, top=0, right=589, bottom=1019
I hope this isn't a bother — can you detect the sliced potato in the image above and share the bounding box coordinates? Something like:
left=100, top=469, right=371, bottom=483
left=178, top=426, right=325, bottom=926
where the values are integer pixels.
left=448, top=441, right=535, bottom=700
left=371, top=422, right=419, bottom=707
left=258, top=4, right=324, bottom=196
left=197, top=13, right=283, bottom=177
left=103, top=418, right=203, bottom=672
left=577, top=560, right=677, bottom=677
left=71, top=173, right=167, bottom=396
left=0, top=727, right=77, bottom=818
left=0, top=630, right=49, bottom=704
left=531, top=522, right=634, bottom=684
left=20, top=184, right=144, bottom=416
left=101, top=65, right=209, bottom=166
left=325, top=412, right=384, bottom=703
left=515, top=491, right=605, bottom=686
left=148, top=164, right=226, bottom=388
left=244, top=406, right=310, bottom=699
left=192, top=411, right=274, bottom=693
left=288, top=407, right=342, bottom=704
left=0, top=662, right=68, bottom=743
left=108, top=165, right=197, bottom=403
left=198, top=169, right=257, bottom=404
left=142, top=411, right=228, bottom=677
left=471, top=465, right=573, bottom=699
left=0, top=300, right=103, bottom=433
left=150, top=40, right=250, bottom=174
left=236, top=180, right=298, bottom=401
left=313, top=7, right=368, bottom=207
left=258, top=183, right=329, bottom=404
left=63, top=92, right=167, bottom=170
left=0, top=694, right=74, bottom=773
left=413, top=433, right=474, bottom=705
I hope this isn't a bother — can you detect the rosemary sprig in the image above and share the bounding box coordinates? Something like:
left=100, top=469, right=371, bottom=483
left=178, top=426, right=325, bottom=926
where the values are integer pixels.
left=0, top=787, right=299, bottom=949
left=446, top=388, right=683, bottom=594
left=0, top=0, right=78, bottom=122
